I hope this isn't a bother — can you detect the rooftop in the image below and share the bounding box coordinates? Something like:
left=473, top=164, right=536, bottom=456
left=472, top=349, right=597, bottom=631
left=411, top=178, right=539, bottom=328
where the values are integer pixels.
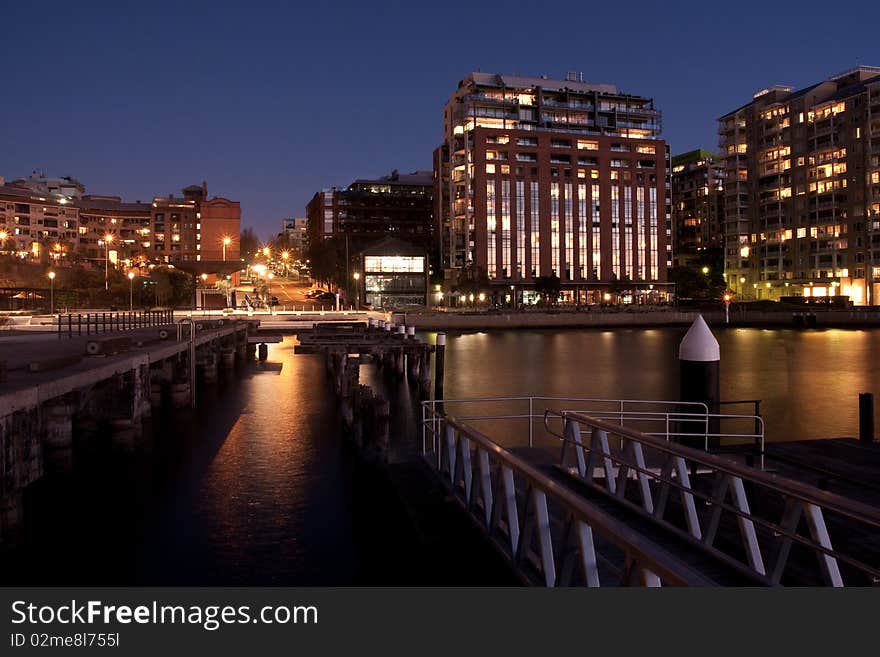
left=464, top=72, right=619, bottom=96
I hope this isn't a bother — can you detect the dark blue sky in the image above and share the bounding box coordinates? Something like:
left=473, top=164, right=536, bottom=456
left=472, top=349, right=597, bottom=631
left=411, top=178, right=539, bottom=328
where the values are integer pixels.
left=3, top=1, right=877, bottom=238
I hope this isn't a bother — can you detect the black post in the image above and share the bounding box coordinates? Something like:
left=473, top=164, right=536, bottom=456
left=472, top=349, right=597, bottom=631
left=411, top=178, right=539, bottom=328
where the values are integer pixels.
left=57, top=313, right=61, bottom=338
left=77, top=314, right=81, bottom=336
left=67, top=314, right=72, bottom=338
left=859, top=393, right=875, bottom=443
left=434, top=332, right=446, bottom=402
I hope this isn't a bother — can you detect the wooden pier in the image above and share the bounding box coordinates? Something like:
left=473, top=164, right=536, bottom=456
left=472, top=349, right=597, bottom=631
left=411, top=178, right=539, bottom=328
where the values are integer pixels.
left=294, top=320, right=435, bottom=462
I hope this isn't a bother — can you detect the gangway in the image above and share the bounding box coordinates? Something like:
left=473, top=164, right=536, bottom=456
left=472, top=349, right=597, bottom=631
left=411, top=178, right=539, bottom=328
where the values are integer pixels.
left=421, top=397, right=880, bottom=587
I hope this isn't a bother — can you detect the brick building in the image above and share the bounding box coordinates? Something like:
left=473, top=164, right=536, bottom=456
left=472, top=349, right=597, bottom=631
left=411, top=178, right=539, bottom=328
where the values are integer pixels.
left=433, top=72, right=672, bottom=303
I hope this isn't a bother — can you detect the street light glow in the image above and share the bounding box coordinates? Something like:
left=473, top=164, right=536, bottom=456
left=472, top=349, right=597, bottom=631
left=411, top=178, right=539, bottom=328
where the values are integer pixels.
left=353, top=272, right=360, bottom=280
left=104, top=233, right=114, bottom=243
left=223, top=237, right=232, bottom=246
left=48, top=271, right=56, bottom=280
left=281, top=251, right=290, bottom=260
left=701, top=266, right=709, bottom=274
left=128, top=272, right=135, bottom=280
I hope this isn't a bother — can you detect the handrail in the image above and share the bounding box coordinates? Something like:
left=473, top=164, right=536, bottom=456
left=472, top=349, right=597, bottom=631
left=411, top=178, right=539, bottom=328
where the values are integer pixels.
left=433, top=411, right=719, bottom=586
left=550, top=410, right=880, bottom=528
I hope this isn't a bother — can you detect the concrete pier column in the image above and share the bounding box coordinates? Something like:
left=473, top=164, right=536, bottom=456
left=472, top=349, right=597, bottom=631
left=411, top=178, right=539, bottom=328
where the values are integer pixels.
left=679, top=315, right=721, bottom=449
left=258, top=343, right=268, bottom=361
left=407, top=326, right=415, bottom=339
left=246, top=343, right=257, bottom=360
left=385, top=322, right=392, bottom=332
left=42, top=403, right=73, bottom=450
left=170, top=381, right=191, bottom=408
left=198, top=351, right=218, bottom=383
left=42, top=402, right=74, bottom=473
left=220, top=346, right=236, bottom=370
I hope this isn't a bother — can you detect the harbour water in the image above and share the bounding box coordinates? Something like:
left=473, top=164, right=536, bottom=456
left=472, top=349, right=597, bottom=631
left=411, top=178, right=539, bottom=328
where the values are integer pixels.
left=4, top=326, right=879, bottom=584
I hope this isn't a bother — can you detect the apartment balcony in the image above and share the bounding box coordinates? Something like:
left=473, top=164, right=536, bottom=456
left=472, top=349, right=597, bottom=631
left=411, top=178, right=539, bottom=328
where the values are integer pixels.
left=468, top=94, right=515, bottom=106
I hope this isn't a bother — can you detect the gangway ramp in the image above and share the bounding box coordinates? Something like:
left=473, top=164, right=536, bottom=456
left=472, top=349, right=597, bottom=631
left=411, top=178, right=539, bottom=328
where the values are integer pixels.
left=421, top=398, right=880, bottom=587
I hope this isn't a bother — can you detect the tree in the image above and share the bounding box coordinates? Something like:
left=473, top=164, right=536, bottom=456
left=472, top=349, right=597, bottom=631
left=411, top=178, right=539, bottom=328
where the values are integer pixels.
left=240, top=227, right=259, bottom=259
left=668, top=265, right=726, bottom=301
left=534, top=274, right=562, bottom=305
left=307, top=237, right=347, bottom=289
left=453, top=262, right=490, bottom=295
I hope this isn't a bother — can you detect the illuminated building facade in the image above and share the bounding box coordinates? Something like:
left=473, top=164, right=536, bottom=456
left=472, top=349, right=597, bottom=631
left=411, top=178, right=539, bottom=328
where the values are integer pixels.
left=77, top=195, right=152, bottom=265
left=281, top=217, right=308, bottom=259
left=358, top=236, right=427, bottom=308
left=0, top=178, right=79, bottom=258
left=306, top=170, right=434, bottom=257
left=718, top=66, right=880, bottom=304
left=434, top=72, right=671, bottom=302
left=671, top=149, right=724, bottom=266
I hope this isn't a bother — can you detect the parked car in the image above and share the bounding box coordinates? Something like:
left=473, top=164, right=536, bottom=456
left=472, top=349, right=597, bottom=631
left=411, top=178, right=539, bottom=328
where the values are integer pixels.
left=315, top=291, right=337, bottom=300
left=304, top=288, right=326, bottom=299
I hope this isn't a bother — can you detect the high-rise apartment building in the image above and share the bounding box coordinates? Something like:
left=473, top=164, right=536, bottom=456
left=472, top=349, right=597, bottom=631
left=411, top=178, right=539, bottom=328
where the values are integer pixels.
left=718, top=66, right=880, bottom=304
left=670, top=149, right=724, bottom=266
left=434, top=72, right=671, bottom=302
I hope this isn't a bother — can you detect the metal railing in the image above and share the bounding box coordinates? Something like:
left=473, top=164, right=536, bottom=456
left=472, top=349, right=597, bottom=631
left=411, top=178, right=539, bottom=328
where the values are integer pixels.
left=421, top=400, right=880, bottom=586
left=58, top=310, right=174, bottom=338
left=542, top=410, right=880, bottom=586
left=421, top=396, right=763, bottom=458
left=422, top=410, right=718, bottom=587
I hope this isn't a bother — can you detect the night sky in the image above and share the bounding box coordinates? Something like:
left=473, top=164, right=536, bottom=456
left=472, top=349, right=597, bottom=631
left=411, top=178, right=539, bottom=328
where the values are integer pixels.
left=3, top=0, right=877, bottom=238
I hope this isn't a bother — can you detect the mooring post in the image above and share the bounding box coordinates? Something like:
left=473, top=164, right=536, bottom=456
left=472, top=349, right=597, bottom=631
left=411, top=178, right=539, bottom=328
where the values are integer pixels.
left=434, top=332, right=446, bottom=403
left=679, top=315, right=720, bottom=450
left=859, top=392, right=875, bottom=442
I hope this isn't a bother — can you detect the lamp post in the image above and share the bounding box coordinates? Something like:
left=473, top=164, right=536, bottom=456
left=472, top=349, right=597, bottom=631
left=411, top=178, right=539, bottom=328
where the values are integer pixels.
left=103, top=233, right=114, bottom=290
left=353, top=271, right=360, bottom=310
left=128, top=271, right=135, bottom=310
left=223, top=236, right=231, bottom=261
left=281, top=250, right=290, bottom=278
left=0, top=230, right=7, bottom=253
left=48, top=271, right=55, bottom=314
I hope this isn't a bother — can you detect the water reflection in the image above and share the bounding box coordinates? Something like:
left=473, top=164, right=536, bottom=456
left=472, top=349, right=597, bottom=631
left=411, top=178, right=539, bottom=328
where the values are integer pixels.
left=436, top=327, right=880, bottom=442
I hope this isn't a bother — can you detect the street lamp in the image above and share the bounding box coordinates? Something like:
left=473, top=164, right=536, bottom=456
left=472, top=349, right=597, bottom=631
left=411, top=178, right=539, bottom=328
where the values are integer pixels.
left=701, top=266, right=710, bottom=275
left=222, top=236, right=231, bottom=261
left=103, top=233, right=114, bottom=290
left=353, top=271, right=360, bottom=310
left=0, top=230, right=7, bottom=253
left=48, top=271, right=55, bottom=314
left=128, top=271, right=135, bottom=310
left=281, top=250, right=290, bottom=277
